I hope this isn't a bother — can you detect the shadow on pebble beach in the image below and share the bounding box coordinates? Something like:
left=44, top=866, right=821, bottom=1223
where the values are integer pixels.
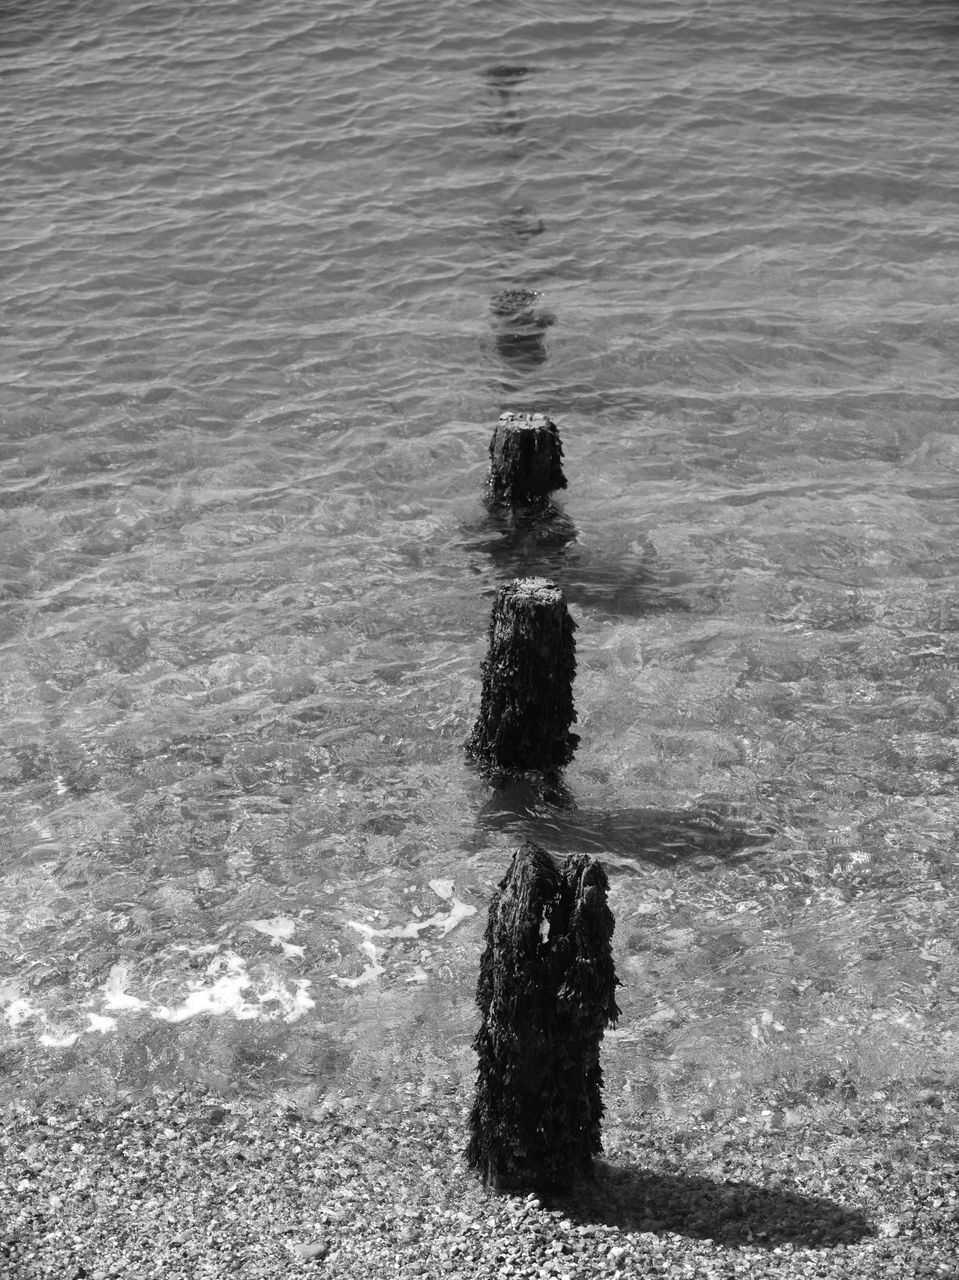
left=548, top=1161, right=873, bottom=1249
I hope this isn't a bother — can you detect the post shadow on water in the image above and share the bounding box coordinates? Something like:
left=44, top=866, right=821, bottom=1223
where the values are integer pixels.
left=476, top=774, right=773, bottom=871
left=460, top=503, right=712, bottom=618
left=498, top=204, right=546, bottom=242
left=544, top=1159, right=873, bottom=1250
left=462, top=403, right=716, bottom=616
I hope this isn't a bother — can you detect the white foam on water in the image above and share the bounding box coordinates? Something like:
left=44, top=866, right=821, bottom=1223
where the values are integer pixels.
left=1, top=943, right=317, bottom=1049
left=248, top=916, right=294, bottom=941
left=348, top=882, right=476, bottom=942
left=151, top=951, right=316, bottom=1024
left=246, top=916, right=305, bottom=958
left=4, top=997, right=41, bottom=1028
left=155, top=952, right=262, bottom=1023
left=334, top=937, right=386, bottom=988
left=255, top=977, right=316, bottom=1022
left=86, top=1013, right=117, bottom=1034
left=2, top=882, right=472, bottom=1041
left=436, top=898, right=476, bottom=936
left=5, top=995, right=84, bottom=1047
left=38, top=1030, right=81, bottom=1048
left=339, top=880, right=476, bottom=985
left=102, top=963, right=148, bottom=1012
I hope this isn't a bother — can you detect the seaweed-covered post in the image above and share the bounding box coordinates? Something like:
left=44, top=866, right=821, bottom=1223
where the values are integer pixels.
left=467, top=577, right=578, bottom=775
left=467, top=842, right=619, bottom=1191
left=487, top=411, right=567, bottom=507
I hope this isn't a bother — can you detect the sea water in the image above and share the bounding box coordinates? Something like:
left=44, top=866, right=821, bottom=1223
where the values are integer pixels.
left=3, top=0, right=959, bottom=1111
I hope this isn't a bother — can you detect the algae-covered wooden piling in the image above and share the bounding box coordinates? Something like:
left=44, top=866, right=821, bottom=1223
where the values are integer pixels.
left=487, top=411, right=567, bottom=507
left=467, top=841, right=619, bottom=1191
left=467, top=577, right=578, bottom=775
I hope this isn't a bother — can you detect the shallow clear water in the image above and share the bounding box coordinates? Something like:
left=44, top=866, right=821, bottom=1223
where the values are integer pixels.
left=2, top=0, right=959, bottom=1111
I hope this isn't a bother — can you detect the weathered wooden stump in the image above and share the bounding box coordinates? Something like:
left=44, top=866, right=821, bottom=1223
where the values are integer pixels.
left=491, top=287, right=541, bottom=320
left=487, top=411, right=567, bottom=507
left=466, top=577, right=578, bottom=775
left=467, top=841, right=620, bottom=1191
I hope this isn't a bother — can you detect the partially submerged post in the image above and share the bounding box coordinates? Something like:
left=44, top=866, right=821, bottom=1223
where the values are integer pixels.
left=490, top=287, right=543, bottom=326
left=467, top=577, right=578, bottom=775
left=490, top=288, right=553, bottom=369
left=467, top=841, right=619, bottom=1191
left=487, top=411, right=567, bottom=507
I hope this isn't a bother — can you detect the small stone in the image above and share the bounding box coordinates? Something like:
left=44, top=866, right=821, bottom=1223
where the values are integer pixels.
left=916, top=1090, right=944, bottom=1109
left=293, top=1240, right=329, bottom=1261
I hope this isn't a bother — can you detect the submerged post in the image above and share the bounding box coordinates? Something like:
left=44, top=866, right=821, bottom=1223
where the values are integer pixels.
left=487, top=411, right=567, bottom=507
left=467, top=577, right=578, bottom=775
left=467, top=841, right=619, bottom=1191
left=490, top=288, right=554, bottom=369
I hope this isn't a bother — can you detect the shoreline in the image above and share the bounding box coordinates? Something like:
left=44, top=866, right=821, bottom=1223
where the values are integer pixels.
left=2, top=1080, right=957, bottom=1279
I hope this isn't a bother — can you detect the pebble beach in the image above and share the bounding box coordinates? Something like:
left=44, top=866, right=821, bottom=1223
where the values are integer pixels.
left=3, top=1081, right=958, bottom=1280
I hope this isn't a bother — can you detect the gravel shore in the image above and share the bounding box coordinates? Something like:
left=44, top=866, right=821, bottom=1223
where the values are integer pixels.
left=2, top=1081, right=958, bottom=1279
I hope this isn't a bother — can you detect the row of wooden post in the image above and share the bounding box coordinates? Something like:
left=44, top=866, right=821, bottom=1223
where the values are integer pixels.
left=467, top=412, right=578, bottom=775
left=466, top=410, right=620, bottom=1194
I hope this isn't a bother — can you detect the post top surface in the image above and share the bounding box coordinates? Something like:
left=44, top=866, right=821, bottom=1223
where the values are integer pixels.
left=497, top=411, right=554, bottom=430
left=505, top=576, right=564, bottom=602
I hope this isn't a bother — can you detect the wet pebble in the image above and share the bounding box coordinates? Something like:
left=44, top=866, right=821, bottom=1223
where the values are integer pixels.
left=2, top=1086, right=958, bottom=1280
left=292, top=1239, right=329, bottom=1260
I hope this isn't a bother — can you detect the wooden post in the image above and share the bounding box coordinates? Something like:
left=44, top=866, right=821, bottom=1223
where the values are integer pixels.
left=467, top=841, right=620, bottom=1192
left=490, top=288, right=553, bottom=369
left=467, top=578, right=578, bottom=775
left=490, top=287, right=540, bottom=323
left=485, top=65, right=532, bottom=88
left=487, top=411, right=567, bottom=507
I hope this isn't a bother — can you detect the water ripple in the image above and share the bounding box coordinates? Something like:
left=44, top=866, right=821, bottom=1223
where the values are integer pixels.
left=3, top=0, right=959, bottom=1105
